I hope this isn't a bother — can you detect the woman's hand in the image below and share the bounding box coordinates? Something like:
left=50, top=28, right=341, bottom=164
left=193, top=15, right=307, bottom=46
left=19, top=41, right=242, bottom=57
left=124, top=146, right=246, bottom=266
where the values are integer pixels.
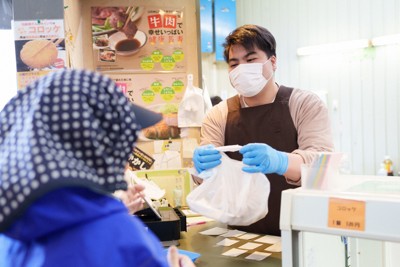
left=115, top=184, right=145, bottom=214
left=167, top=246, right=196, bottom=267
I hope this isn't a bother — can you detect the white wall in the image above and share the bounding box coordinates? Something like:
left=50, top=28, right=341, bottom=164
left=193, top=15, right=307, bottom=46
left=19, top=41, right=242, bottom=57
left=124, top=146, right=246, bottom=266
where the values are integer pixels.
left=202, top=0, right=400, bottom=176
left=0, top=30, right=17, bottom=110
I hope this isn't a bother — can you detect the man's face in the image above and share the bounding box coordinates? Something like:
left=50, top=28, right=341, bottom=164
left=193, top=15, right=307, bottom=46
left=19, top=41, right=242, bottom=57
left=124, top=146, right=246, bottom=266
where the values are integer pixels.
left=227, top=44, right=270, bottom=71
left=227, top=44, right=277, bottom=82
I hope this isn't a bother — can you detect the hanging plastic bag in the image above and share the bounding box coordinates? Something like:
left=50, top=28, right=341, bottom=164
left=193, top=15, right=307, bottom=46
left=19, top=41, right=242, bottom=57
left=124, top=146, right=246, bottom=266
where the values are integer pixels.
left=186, top=153, right=270, bottom=226
left=178, top=74, right=205, bottom=127
left=202, top=75, right=213, bottom=114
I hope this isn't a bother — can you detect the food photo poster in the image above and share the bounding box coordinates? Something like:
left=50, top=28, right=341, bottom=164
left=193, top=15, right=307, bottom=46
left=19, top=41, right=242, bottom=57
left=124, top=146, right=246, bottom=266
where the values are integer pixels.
left=13, top=19, right=66, bottom=89
left=92, top=6, right=192, bottom=142
left=91, top=6, right=186, bottom=72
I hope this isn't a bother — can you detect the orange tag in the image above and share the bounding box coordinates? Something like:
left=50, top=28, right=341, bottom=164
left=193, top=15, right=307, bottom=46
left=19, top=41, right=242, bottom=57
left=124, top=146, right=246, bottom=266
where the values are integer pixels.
left=328, top=198, right=366, bottom=231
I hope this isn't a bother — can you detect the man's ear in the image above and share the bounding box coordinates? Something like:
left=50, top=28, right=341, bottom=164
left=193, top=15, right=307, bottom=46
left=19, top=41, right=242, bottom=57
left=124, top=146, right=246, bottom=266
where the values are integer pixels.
left=270, top=55, right=277, bottom=71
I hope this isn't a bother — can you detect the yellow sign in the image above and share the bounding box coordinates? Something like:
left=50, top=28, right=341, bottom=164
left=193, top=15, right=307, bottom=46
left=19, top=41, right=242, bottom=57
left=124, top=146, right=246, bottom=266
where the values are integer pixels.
left=134, top=169, right=192, bottom=207
left=328, top=197, right=366, bottom=231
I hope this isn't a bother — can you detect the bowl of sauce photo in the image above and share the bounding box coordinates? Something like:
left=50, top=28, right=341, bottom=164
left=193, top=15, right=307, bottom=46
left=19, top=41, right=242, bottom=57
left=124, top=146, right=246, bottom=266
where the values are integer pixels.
left=109, top=30, right=147, bottom=56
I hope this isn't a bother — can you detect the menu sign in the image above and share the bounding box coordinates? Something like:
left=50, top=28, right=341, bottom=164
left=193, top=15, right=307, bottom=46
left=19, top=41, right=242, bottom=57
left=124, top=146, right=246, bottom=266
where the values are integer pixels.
left=107, top=72, right=184, bottom=141
left=128, top=146, right=155, bottom=170
left=13, top=19, right=66, bottom=89
left=91, top=6, right=186, bottom=72
left=109, top=73, right=185, bottom=106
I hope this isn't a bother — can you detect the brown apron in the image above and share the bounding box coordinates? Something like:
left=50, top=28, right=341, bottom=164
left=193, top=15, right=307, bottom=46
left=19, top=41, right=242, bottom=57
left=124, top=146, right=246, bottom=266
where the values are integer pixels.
left=225, top=85, right=300, bottom=236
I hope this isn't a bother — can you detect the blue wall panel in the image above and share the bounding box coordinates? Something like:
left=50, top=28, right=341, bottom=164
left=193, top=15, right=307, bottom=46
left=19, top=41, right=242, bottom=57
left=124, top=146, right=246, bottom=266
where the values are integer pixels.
left=200, top=0, right=214, bottom=53
left=214, top=0, right=236, bottom=61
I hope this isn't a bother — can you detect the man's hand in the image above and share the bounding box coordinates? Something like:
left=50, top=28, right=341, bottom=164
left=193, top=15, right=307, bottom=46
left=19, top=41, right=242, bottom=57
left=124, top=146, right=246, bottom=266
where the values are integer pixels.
left=192, top=144, right=221, bottom=173
left=239, top=143, right=288, bottom=175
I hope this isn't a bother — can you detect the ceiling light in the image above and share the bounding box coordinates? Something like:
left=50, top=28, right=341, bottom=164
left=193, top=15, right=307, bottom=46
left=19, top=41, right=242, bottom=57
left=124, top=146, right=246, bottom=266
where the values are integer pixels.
left=297, top=39, right=371, bottom=56
left=372, top=34, right=400, bottom=46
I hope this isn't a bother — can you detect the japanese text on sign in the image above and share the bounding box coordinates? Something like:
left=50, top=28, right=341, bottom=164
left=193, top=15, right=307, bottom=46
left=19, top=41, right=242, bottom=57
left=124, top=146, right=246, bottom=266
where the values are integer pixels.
left=146, top=10, right=184, bottom=43
left=147, top=12, right=182, bottom=29
left=14, top=20, right=64, bottom=40
left=128, top=146, right=155, bottom=171
left=328, top=197, right=366, bottom=231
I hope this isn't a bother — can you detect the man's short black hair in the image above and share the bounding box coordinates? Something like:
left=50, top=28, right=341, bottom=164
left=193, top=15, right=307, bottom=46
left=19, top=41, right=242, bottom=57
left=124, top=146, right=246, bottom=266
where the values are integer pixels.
left=222, top=24, right=277, bottom=63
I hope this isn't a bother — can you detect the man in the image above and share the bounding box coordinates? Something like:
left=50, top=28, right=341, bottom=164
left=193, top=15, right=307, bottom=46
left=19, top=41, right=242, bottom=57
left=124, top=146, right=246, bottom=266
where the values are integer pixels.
left=193, top=24, right=334, bottom=235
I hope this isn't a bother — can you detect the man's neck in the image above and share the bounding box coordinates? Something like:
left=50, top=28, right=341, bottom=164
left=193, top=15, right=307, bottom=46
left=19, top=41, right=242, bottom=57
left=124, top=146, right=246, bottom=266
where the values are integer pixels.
left=242, top=82, right=279, bottom=107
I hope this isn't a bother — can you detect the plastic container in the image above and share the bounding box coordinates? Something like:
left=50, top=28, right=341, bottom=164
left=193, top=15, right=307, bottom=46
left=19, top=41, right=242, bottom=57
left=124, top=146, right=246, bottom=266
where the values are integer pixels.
left=377, top=163, right=387, bottom=176
left=173, top=186, right=182, bottom=207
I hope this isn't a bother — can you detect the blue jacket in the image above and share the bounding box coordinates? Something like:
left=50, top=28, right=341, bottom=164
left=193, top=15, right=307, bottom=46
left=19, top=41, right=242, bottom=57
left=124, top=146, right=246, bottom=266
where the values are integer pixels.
left=0, top=188, right=169, bottom=267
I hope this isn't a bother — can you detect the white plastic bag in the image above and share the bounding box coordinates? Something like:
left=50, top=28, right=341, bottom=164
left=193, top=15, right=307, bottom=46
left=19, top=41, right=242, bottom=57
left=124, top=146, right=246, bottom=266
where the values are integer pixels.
left=186, top=153, right=270, bottom=226
left=202, top=75, right=213, bottom=114
left=178, top=74, right=205, bottom=127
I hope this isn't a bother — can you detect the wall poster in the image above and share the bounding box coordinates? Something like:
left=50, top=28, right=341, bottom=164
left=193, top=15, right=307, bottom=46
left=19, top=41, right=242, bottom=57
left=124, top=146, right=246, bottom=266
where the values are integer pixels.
left=106, top=72, right=184, bottom=141
left=91, top=6, right=190, bottom=142
left=91, top=6, right=186, bottom=72
left=13, top=19, right=66, bottom=89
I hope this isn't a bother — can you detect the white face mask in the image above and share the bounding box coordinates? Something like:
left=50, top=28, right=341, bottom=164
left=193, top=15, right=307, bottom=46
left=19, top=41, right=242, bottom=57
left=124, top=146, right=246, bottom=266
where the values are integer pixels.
left=229, top=59, right=273, bottom=97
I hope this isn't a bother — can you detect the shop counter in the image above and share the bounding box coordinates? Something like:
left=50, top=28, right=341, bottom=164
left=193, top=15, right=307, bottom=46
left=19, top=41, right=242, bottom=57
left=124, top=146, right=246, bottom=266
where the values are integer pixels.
left=280, top=175, right=400, bottom=267
left=177, top=221, right=282, bottom=267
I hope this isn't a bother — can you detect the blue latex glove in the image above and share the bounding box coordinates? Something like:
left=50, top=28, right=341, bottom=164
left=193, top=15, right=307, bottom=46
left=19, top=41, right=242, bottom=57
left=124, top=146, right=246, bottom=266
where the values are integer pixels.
left=193, top=144, right=222, bottom=173
left=239, top=143, right=288, bottom=175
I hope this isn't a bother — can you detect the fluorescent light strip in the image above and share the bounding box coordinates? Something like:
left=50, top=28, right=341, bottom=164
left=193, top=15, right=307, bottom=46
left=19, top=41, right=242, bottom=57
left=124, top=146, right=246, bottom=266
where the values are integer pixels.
left=297, top=39, right=370, bottom=56
left=297, top=33, right=400, bottom=56
left=372, top=34, right=400, bottom=46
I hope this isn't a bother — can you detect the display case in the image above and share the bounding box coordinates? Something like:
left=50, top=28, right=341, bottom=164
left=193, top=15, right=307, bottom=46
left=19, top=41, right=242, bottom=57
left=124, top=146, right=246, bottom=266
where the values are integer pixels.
left=280, top=175, right=400, bottom=267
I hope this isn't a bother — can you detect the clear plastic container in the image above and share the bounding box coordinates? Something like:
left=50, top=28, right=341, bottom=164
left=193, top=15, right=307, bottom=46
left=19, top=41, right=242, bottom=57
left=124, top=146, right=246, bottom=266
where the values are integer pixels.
left=377, top=163, right=387, bottom=176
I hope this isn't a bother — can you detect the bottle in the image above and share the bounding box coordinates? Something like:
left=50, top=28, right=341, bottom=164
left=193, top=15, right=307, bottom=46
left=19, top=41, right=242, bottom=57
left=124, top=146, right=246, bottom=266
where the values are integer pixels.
left=173, top=186, right=182, bottom=207
left=377, top=163, right=387, bottom=176
left=383, top=156, right=394, bottom=176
